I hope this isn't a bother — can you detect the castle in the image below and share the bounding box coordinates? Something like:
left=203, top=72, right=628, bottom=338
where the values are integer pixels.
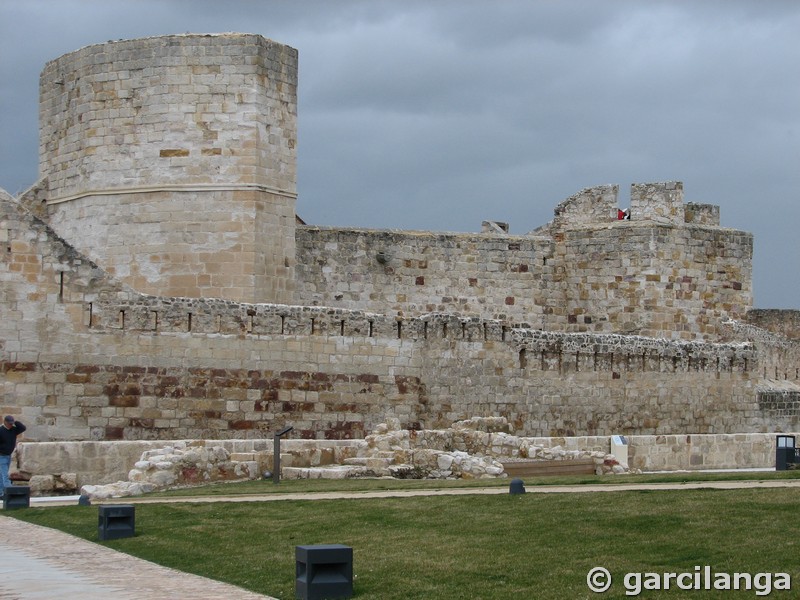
left=2, top=33, right=799, bottom=443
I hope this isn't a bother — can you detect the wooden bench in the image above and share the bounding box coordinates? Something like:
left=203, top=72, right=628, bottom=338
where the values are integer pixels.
left=500, top=458, right=597, bottom=477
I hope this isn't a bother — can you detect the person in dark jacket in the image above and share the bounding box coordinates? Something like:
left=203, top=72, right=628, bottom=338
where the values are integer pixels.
left=0, top=415, right=26, bottom=497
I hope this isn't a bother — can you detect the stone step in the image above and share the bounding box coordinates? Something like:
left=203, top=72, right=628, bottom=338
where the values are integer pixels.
left=373, top=451, right=397, bottom=459
left=365, top=457, right=395, bottom=469
left=281, top=466, right=369, bottom=480
left=230, top=452, right=259, bottom=462
left=343, top=456, right=396, bottom=468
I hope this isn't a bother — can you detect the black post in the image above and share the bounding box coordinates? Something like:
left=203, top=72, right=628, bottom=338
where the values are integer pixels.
left=97, top=505, right=135, bottom=540
left=296, top=544, right=353, bottom=600
left=3, top=485, right=31, bottom=510
left=273, top=425, right=294, bottom=484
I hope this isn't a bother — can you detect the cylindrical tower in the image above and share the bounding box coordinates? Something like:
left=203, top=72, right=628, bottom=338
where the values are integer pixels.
left=38, top=33, right=297, bottom=303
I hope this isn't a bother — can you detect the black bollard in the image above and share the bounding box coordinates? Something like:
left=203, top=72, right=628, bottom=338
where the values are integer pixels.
left=509, top=478, right=526, bottom=494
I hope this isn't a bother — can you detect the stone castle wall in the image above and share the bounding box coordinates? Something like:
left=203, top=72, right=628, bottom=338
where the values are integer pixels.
left=551, top=213, right=751, bottom=339
left=746, top=309, right=800, bottom=341
left=1, top=34, right=798, bottom=449
left=33, top=34, right=297, bottom=303
left=295, top=183, right=752, bottom=340
left=3, top=188, right=798, bottom=444
left=294, top=227, right=554, bottom=325
left=721, top=318, right=800, bottom=383
left=39, top=33, right=297, bottom=201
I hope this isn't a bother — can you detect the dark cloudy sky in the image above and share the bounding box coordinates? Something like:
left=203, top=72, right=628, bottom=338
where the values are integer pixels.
left=1, top=1, right=798, bottom=309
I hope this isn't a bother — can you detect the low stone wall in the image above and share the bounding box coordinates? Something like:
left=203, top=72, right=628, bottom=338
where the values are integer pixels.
left=627, top=433, right=787, bottom=471
left=520, top=432, right=792, bottom=472
left=14, top=430, right=793, bottom=494
left=15, top=438, right=358, bottom=488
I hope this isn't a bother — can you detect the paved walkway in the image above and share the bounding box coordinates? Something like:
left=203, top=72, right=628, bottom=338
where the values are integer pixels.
left=2, top=479, right=799, bottom=599
left=0, top=515, right=276, bottom=600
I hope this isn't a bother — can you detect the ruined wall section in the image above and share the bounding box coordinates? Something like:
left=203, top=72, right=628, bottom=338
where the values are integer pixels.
left=720, top=317, right=800, bottom=424
left=0, top=188, right=128, bottom=439
left=746, top=309, right=800, bottom=341
left=295, top=227, right=555, bottom=324
left=0, top=190, right=125, bottom=357
left=684, top=202, right=720, bottom=226
left=536, top=184, right=619, bottom=235
left=416, top=328, right=764, bottom=437
left=37, top=34, right=297, bottom=303
left=533, top=181, right=752, bottom=339
left=3, top=190, right=786, bottom=442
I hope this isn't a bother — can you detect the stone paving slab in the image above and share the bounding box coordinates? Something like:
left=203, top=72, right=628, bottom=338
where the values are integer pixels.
left=0, top=517, right=276, bottom=600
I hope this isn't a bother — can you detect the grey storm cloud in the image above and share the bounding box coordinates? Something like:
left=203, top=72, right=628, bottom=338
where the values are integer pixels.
left=1, top=0, right=798, bottom=308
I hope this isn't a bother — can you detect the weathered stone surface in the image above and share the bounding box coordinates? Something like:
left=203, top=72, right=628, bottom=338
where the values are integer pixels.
left=38, top=34, right=297, bottom=304
left=1, top=34, right=798, bottom=451
left=20, top=423, right=800, bottom=496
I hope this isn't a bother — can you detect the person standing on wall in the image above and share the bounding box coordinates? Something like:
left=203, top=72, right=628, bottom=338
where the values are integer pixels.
left=0, top=415, right=26, bottom=498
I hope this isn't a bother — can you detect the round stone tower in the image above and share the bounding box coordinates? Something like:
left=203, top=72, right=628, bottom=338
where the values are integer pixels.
left=38, top=33, right=297, bottom=303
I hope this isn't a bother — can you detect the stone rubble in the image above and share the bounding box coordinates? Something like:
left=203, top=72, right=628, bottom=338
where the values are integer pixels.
left=82, top=441, right=259, bottom=500
left=80, top=418, right=627, bottom=500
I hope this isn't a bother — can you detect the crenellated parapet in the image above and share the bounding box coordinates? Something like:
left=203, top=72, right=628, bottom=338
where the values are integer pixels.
left=722, top=317, right=800, bottom=383
left=511, top=329, right=754, bottom=375
left=537, top=181, right=721, bottom=230
left=85, top=291, right=758, bottom=379
left=630, top=181, right=684, bottom=224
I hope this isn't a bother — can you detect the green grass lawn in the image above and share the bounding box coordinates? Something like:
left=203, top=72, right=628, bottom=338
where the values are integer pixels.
left=8, top=479, right=800, bottom=599
left=142, top=468, right=800, bottom=497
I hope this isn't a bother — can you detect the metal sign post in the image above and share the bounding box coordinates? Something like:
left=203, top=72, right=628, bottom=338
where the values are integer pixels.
left=273, top=425, right=294, bottom=484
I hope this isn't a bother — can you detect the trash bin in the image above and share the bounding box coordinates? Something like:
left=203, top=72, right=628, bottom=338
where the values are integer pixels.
left=776, top=435, right=796, bottom=471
